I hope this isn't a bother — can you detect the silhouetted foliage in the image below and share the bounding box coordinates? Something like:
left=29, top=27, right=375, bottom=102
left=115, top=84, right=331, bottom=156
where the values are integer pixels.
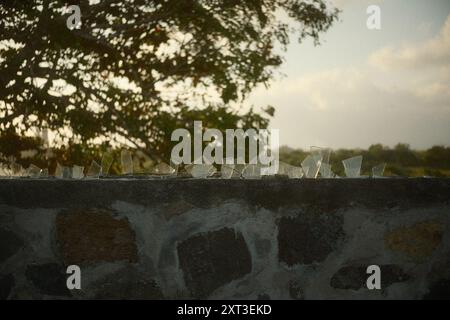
left=0, top=0, right=339, bottom=163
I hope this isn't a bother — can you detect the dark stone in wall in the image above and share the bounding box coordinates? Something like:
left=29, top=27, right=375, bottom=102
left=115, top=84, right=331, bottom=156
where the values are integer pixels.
left=56, top=209, right=138, bottom=265
left=25, top=263, right=71, bottom=297
left=422, top=279, right=450, bottom=300
left=93, top=267, right=163, bottom=300
left=0, top=228, right=23, bottom=263
left=330, top=264, right=410, bottom=290
left=289, top=280, right=304, bottom=300
left=0, top=274, right=15, bottom=300
left=277, top=212, right=344, bottom=266
left=95, top=278, right=163, bottom=300
left=177, top=227, right=252, bottom=298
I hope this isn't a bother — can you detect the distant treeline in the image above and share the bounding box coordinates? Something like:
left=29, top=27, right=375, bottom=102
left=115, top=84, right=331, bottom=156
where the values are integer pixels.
left=280, top=144, right=450, bottom=177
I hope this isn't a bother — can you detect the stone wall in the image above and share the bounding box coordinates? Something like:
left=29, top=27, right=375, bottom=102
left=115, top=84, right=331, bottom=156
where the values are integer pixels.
left=0, top=178, right=449, bottom=299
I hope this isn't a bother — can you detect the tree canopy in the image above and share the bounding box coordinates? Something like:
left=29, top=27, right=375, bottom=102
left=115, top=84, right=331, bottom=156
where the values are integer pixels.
left=0, top=0, right=339, bottom=163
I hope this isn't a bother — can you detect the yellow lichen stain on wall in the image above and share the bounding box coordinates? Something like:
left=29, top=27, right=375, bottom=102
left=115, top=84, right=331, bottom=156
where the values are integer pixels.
left=385, top=220, right=443, bottom=260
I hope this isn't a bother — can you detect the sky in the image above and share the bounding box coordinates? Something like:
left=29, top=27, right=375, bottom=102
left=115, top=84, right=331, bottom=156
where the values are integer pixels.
left=246, top=0, right=450, bottom=150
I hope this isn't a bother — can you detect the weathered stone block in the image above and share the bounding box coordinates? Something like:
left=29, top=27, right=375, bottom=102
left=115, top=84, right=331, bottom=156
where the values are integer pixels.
left=177, top=227, right=252, bottom=298
left=0, top=228, right=23, bottom=263
left=330, top=264, right=410, bottom=290
left=277, top=212, right=344, bottom=266
left=56, top=209, right=138, bottom=265
left=385, top=221, right=443, bottom=260
left=25, top=263, right=71, bottom=297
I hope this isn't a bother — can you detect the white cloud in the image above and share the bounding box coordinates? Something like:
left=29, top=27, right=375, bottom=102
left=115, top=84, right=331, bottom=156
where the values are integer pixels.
left=369, top=15, right=450, bottom=70
left=250, top=64, right=450, bottom=149
left=369, top=14, right=450, bottom=109
left=249, top=16, right=450, bottom=149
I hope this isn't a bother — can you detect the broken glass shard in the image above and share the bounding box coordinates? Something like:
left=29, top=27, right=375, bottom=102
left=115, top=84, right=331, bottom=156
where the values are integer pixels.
left=234, top=164, right=246, bottom=178
left=11, top=162, right=25, bottom=177
left=301, top=155, right=321, bottom=179
left=278, top=161, right=295, bottom=176
left=311, top=146, right=331, bottom=164
left=301, top=166, right=310, bottom=178
left=278, top=162, right=303, bottom=179
left=242, top=164, right=261, bottom=179
left=220, top=161, right=245, bottom=178
left=287, top=166, right=304, bottom=179
left=54, top=163, right=63, bottom=178
left=221, top=164, right=235, bottom=179
left=342, top=155, right=363, bottom=178
left=40, top=168, right=49, bottom=177
left=6, top=157, right=22, bottom=177
left=319, top=163, right=335, bottom=178
left=63, top=166, right=72, bottom=178
left=277, top=162, right=289, bottom=176
left=55, top=165, right=72, bottom=178
left=372, top=163, right=386, bottom=178
left=72, top=165, right=84, bottom=179
left=26, top=164, right=42, bottom=178
left=184, top=164, right=193, bottom=175
left=134, top=150, right=155, bottom=174
left=86, top=160, right=101, bottom=178
left=0, top=164, right=10, bottom=177
left=101, top=152, right=114, bottom=176
left=121, top=150, right=133, bottom=175
left=188, top=164, right=216, bottom=178
left=169, top=160, right=179, bottom=176
left=153, top=162, right=176, bottom=175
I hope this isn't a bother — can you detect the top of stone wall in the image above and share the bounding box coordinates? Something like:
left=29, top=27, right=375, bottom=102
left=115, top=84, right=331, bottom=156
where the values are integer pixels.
left=0, top=178, right=449, bottom=211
